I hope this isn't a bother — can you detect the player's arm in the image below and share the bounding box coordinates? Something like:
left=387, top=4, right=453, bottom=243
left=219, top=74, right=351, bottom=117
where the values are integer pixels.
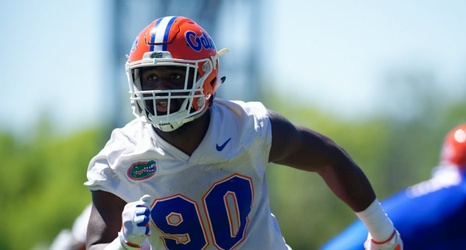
left=268, top=110, right=375, bottom=211
left=87, top=190, right=152, bottom=250
left=268, top=110, right=402, bottom=249
left=87, top=190, right=126, bottom=250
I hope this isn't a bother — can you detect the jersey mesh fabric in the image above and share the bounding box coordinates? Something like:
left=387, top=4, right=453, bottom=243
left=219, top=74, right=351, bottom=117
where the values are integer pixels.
left=85, top=99, right=291, bottom=249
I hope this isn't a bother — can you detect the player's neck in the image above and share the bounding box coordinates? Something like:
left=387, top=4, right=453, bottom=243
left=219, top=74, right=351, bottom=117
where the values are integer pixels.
left=154, top=110, right=211, bottom=156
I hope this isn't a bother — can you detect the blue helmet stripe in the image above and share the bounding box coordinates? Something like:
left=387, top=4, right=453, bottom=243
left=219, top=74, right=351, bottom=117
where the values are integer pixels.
left=162, top=16, right=177, bottom=51
left=149, top=16, right=177, bottom=52
left=150, top=18, right=163, bottom=51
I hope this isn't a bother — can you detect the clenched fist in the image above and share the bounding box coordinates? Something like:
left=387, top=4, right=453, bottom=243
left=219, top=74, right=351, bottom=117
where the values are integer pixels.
left=118, top=195, right=152, bottom=249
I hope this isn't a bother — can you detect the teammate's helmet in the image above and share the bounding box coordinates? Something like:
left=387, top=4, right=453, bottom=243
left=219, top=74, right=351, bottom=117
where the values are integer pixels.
left=440, top=123, right=466, bottom=170
left=126, top=16, right=229, bottom=132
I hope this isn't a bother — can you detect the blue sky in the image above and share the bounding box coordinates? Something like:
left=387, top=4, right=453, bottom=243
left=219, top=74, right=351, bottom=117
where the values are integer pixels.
left=269, top=1, right=466, bottom=118
left=0, top=0, right=105, bottom=136
left=1, top=0, right=466, bottom=136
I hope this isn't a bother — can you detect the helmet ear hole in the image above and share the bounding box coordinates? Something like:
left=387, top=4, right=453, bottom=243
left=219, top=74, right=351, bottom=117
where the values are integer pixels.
left=210, top=77, right=217, bottom=86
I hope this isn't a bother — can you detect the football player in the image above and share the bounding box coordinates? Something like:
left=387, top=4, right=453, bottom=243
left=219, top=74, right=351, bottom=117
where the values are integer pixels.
left=85, top=16, right=402, bottom=250
left=321, top=123, right=466, bottom=250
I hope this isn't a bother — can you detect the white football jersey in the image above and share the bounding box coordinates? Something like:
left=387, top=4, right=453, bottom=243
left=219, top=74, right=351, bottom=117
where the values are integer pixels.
left=85, top=99, right=291, bottom=249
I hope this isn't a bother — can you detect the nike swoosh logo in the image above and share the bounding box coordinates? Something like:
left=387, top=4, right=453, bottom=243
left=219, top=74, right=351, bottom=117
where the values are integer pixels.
left=216, top=138, right=231, bottom=151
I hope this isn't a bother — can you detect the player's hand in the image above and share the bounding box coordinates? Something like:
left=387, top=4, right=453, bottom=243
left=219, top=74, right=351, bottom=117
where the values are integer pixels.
left=364, top=230, right=403, bottom=250
left=118, top=195, right=152, bottom=249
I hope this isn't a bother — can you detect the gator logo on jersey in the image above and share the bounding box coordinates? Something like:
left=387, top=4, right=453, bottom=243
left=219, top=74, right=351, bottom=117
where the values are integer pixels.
left=127, top=160, right=157, bottom=180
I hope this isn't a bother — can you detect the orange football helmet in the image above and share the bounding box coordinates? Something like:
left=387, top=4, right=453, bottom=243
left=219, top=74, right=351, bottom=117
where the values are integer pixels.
left=440, top=123, right=466, bottom=169
left=125, top=16, right=229, bottom=131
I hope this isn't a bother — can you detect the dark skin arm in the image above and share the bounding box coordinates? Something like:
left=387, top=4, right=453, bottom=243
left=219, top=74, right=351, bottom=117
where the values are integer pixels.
left=268, top=110, right=375, bottom=212
left=86, top=190, right=126, bottom=250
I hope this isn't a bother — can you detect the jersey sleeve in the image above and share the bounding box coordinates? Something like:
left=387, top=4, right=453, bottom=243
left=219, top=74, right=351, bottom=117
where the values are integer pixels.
left=214, top=99, right=272, bottom=163
left=245, top=101, right=273, bottom=161
left=84, top=127, right=129, bottom=193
